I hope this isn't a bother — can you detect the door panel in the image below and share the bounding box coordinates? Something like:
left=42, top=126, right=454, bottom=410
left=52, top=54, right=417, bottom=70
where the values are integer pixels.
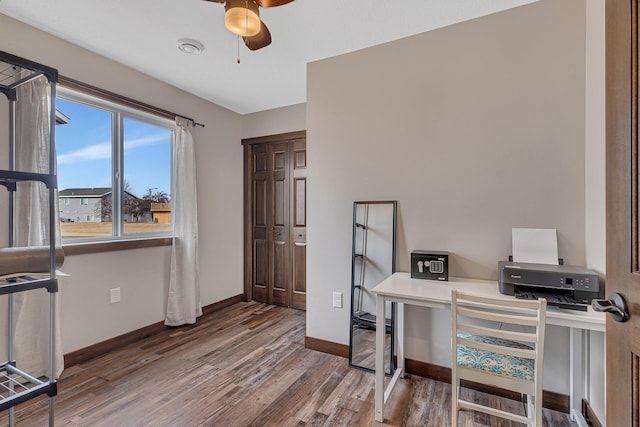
left=273, top=150, right=286, bottom=171
left=254, top=180, right=267, bottom=226
left=606, top=1, right=639, bottom=424
left=272, top=239, right=288, bottom=306
left=294, top=149, right=306, bottom=169
left=292, top=240, right=307, bottom=309
left=252, top=144, right=269, bottom=303
left=270, top=143, right=289, bottom=305
left=294, top=178, right=306, bottom=227
left=274, top=179, right=286, bottom=227
left=255, top=150, right=268, bottom=173
left=253, top=239, right=269, bottom=303
left=290, top=139, right=307, bottom=309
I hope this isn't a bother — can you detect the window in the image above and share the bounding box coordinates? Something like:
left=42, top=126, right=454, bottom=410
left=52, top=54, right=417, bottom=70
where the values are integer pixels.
left=56, top=87, right=174, bottom=241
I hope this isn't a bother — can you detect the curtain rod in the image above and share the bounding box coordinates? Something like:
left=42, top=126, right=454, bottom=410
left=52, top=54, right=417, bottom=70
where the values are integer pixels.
left=58, top=76, right=205, bottom=128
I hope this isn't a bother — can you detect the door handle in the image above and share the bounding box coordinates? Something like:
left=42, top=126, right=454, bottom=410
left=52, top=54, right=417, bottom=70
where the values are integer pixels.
left=592, top=293, right=630, bottom=322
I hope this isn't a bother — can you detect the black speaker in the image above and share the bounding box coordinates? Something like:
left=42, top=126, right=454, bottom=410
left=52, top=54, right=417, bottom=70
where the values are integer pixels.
left=411, top=250, right=449, bottom=281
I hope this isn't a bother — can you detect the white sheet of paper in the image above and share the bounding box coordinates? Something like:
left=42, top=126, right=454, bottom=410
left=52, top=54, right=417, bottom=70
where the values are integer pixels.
left=512, top=228, right=558, bottom=265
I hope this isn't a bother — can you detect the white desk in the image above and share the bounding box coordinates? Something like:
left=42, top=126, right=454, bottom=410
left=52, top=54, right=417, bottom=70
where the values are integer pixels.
left=372, top=272, right=605, bottom=425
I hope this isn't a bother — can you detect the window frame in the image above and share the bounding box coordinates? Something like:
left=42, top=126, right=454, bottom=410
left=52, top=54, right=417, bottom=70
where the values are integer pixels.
left=57, top=85, right=175, bottom=244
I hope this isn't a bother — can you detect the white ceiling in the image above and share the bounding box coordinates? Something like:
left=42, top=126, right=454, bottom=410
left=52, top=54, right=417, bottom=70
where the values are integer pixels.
left=0, top=0, right=536, bottom=114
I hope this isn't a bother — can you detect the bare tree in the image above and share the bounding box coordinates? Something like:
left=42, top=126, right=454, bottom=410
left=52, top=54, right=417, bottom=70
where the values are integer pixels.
left=97, top=181, right=145, bottom=222
left=135, top=188, right=170, bottom=222
left=142, top=187, right=170, bottom=203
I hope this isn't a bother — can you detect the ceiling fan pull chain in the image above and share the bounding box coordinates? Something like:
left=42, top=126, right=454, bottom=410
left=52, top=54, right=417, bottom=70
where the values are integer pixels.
left=236, top=0, right=249, bottom=63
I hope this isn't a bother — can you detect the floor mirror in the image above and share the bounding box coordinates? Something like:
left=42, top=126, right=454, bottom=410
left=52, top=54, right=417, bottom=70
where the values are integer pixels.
left=349, top=200, right=397, bottom=374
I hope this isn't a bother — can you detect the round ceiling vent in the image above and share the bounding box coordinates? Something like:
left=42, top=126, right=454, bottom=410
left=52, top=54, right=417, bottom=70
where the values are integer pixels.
left=177, top=39, right=204, bottom=55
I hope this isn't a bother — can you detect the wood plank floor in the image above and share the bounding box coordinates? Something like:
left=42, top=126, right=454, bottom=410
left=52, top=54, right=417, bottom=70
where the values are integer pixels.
left=1, top=302, right=576, bottom=426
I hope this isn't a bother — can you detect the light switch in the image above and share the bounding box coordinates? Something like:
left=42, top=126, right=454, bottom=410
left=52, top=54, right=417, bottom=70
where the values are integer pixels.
left=110, top=287, right=121, bottom=304
left=332, top=291, right=343, bottom=308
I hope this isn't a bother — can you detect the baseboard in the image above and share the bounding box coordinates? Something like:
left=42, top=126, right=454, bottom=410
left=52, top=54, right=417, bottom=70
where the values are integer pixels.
left=305, top=336, right=570, bottom=413
left=582, top=398, right=603, bottom=427
left=64, top=294, right=244, bottom=368
left=201, top=294, right=245, bottom=316
left=304, top=336, right=350, bottom=358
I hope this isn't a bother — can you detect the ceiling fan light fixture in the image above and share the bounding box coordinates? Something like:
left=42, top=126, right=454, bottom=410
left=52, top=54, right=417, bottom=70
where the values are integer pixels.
left=225, top=0, right=261, bottom=37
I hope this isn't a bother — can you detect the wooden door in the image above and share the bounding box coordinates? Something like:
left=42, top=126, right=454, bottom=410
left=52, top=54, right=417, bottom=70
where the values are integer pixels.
left=606, top=0, right=639, bottom=425
left=243, top=131, right=306, bottom=309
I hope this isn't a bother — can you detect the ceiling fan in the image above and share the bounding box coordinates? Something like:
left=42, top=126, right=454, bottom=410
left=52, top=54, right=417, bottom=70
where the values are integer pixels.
left=204, top=0, right=295, bottom=51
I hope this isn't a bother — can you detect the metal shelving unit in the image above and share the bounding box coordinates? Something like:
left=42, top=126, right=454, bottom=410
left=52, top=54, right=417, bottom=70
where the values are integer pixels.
left=0, top=51, right=59, bottom=426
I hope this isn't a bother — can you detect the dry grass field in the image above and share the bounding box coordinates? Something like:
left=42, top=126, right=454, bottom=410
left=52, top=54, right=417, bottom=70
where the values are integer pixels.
left=60, top=222, right=171, bottom=238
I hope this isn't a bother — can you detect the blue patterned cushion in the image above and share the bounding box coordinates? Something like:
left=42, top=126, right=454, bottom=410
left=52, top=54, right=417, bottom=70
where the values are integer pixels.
left=456, top=333, right=534, bottom=381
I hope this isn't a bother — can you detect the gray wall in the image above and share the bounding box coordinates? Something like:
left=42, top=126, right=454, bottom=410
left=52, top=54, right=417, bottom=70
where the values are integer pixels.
left=59, top=197, right=101, bottom=222
left=307, top=0, right=589, bottom=397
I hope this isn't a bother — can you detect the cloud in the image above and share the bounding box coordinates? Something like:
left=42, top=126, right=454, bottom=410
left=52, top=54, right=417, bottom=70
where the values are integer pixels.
left=57, top=141, right=111, bottom=164
left=124, top=134, right=169, bottom=151
left=57, top=134, right=169, bottom=165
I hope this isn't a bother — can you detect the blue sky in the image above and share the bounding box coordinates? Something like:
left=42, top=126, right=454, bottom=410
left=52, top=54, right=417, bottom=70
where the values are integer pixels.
left=56, top=98, right=171, bottom=199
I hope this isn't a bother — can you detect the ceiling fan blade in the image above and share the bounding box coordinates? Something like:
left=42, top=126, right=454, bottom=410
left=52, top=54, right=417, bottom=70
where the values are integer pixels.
left=243, top=21, right=271, bottom=50
left=255, top=0, right=294, bottom=7
left=202, top=0, right=226, bottom=3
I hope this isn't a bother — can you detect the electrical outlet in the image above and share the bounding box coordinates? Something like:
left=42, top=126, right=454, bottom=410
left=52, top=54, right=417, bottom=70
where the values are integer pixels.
left=332, top=291, right=343, bottom=308
left=110, top=287, right=121, bottom=304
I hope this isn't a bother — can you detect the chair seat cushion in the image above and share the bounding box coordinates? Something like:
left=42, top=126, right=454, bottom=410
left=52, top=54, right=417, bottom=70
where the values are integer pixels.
left=456, top=333, right=534, bottom=381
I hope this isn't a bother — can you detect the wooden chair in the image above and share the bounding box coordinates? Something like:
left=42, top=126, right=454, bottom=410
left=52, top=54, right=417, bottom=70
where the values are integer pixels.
left=451, top=289, right=546, bottom=426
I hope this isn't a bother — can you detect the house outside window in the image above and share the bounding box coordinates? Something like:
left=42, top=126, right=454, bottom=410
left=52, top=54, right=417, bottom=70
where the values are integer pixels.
left=56, top=87, right=174, bottom=241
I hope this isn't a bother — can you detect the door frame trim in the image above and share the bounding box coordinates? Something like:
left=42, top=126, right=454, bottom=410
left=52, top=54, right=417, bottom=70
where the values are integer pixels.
left=242, top=130, right=306, bottom=302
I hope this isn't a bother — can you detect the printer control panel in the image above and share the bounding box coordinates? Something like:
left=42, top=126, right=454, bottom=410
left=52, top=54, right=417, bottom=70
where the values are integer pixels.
left=559, top=276, right=596, bottom=291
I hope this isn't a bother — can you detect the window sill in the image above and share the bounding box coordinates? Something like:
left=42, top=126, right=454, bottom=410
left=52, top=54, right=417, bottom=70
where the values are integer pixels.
left=63, top=237, right=172, bottom=256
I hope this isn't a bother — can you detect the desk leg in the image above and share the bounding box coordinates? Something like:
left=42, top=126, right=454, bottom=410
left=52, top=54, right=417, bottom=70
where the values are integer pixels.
left=570, top=327, right=589, bottom=427
left=375, top=296, right=385, bottom=422
left=396, top=302, right=405, bottom=378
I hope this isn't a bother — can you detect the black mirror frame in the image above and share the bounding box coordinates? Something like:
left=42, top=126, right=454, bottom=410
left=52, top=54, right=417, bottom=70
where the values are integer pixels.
left=348, top=200, right=397, bottom=374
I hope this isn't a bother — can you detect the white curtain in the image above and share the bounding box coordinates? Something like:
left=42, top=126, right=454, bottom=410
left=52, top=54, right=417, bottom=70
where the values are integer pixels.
left=13, top=75, right=64, bottom=378
left=165, top=117, right=201, bottom=326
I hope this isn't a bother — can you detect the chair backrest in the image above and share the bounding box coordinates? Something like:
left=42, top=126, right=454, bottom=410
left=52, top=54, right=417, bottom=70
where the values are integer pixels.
left=451, top=289, right=546, bottom=392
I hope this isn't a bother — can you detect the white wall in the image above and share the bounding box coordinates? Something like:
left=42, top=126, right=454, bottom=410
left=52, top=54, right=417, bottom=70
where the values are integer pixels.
left=0, top=14, right=244, bottom=352
left=307, top=0, right=590, bottom=397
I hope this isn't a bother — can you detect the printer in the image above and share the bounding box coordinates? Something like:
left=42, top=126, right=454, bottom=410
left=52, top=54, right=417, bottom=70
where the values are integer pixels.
left=498, top=261, right=601, bottom=311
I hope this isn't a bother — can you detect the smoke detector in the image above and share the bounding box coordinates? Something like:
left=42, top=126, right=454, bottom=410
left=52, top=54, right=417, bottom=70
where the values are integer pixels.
left=177, top=39, right=204, bottom=55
